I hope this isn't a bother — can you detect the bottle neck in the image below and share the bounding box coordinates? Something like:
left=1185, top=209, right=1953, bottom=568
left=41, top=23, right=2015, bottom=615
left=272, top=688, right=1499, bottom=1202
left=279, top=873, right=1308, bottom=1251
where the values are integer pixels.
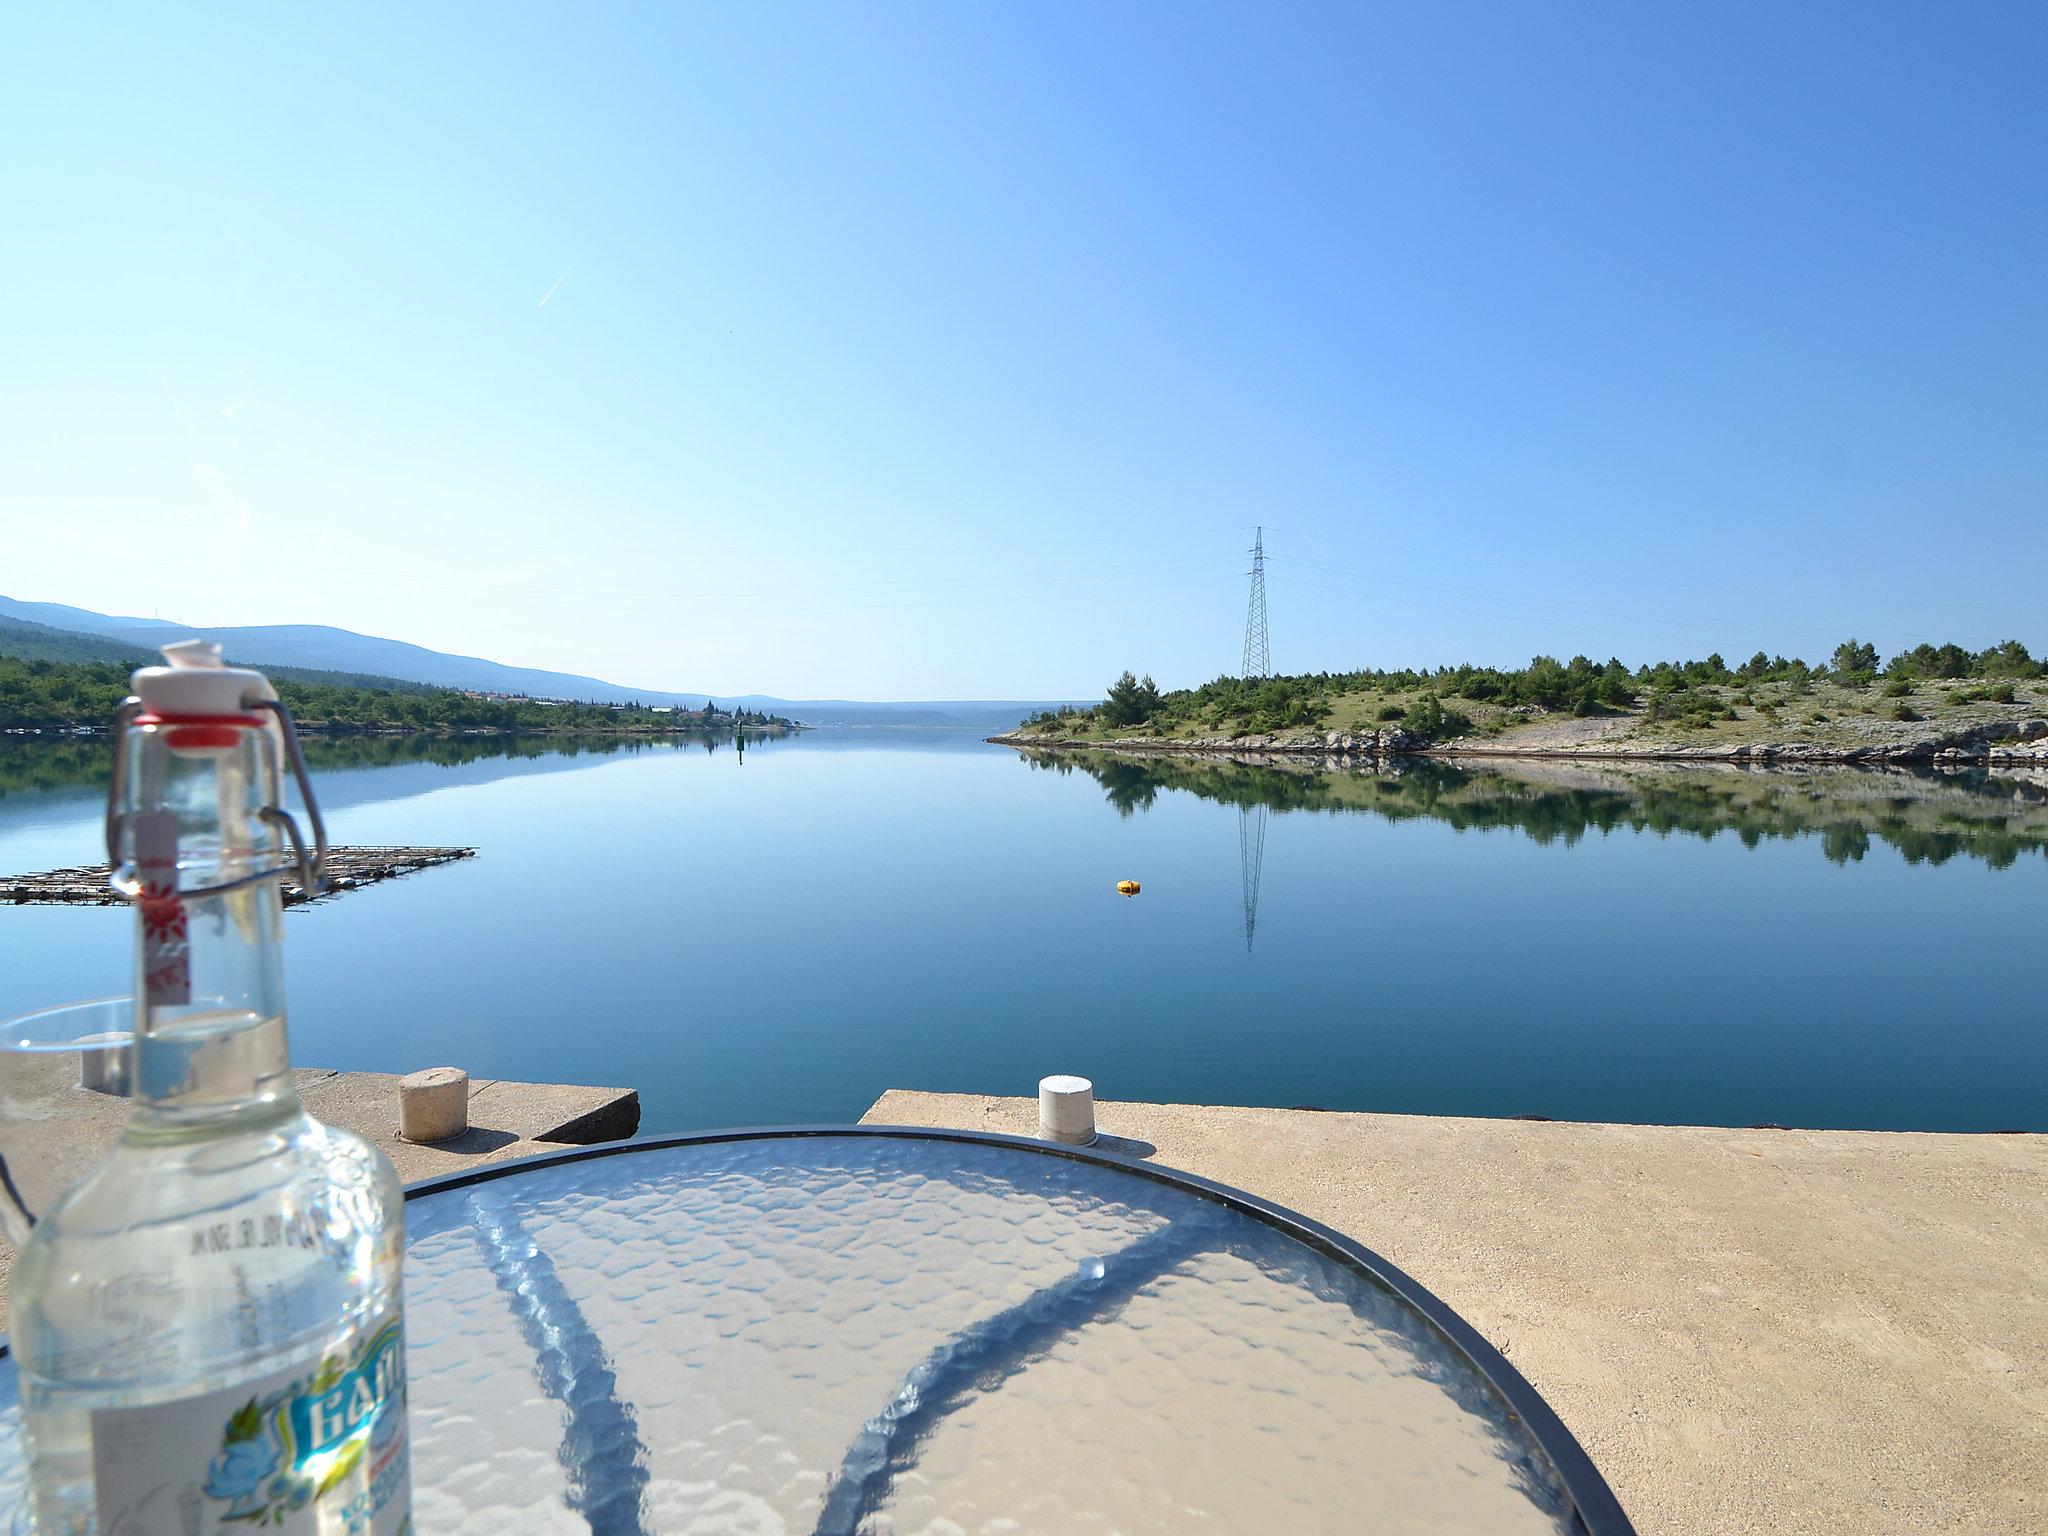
left=131, top=879, right=299, bottom=1129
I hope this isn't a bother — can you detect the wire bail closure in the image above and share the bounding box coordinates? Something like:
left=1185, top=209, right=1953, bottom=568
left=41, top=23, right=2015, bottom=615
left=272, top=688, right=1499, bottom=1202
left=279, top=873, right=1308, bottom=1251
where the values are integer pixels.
left=104, top=697, right=330, bottom=901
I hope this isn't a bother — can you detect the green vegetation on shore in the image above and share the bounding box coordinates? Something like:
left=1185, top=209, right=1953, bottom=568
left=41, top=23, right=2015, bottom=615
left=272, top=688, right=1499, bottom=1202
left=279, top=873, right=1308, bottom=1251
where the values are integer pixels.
left=0, top=657, right=793, bottom=734
left=1025, top=642, right=2047, bottom=749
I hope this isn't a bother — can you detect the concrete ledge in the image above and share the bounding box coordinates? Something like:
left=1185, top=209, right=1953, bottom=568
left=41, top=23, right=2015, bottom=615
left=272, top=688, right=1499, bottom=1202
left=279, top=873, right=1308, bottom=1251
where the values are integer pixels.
left=863, top=1090, right=2048, bottom=1536
left=0, top=1069, right=640, bottom=1325
left=467, top=1076, right=642, bottom=1146
left=293, top=1070, right=640, bottom=1182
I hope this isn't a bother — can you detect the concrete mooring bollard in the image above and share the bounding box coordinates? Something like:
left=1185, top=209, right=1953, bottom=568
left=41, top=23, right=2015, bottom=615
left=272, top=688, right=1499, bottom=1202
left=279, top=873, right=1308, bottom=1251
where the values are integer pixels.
left=1038, top=1074, right=1096, bottom=1145
left=76, top=1033, right=131, bottom=1097
left=400, top=1067, right=470, bottom=1143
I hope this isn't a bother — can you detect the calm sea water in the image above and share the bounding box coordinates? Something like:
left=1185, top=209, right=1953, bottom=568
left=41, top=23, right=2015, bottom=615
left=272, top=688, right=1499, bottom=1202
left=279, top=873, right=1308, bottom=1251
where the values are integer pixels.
left=3, top=732, right=2044, bottom=1134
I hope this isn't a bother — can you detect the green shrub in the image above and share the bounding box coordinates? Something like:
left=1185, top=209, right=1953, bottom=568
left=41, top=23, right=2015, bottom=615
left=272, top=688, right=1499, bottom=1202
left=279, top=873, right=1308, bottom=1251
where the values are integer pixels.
left=1400, top=695, right=1473, bottom=741
left=1890, top=704, right=1921, bottom=721
left=1960, top=683, right=2017, bottom=705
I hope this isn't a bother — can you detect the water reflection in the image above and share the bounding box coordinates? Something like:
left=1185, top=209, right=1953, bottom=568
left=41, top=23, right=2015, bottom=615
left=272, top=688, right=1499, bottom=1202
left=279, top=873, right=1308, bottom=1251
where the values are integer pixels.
left=1018, top=747, right=2048, bottom=871
left=1238, top=803, right=1266, bottom=954
left=0, top=731, right=791, bottom=842
left=0, top=729, right=771, bottom=786
left=5, top=733, right=2041, bottom=1133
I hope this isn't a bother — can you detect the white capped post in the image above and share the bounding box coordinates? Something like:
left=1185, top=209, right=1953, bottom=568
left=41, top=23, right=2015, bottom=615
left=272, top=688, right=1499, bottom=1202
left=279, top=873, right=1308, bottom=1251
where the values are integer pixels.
left=76, top=1033, right=131, bottom=1096
left=1038, top=1074, right=1096, bottom=1145
left=400, top=1066, right=470, bottom=1143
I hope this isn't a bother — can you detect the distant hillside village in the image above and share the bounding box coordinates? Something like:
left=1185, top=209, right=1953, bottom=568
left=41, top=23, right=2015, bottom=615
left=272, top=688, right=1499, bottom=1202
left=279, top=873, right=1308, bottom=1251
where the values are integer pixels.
left=456, top=689, right=789, bottom=727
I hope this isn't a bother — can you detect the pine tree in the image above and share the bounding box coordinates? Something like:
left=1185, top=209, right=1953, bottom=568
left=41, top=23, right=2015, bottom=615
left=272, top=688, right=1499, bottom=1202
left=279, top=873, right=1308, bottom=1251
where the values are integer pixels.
left=1103, top=671, right=1159, bottom=727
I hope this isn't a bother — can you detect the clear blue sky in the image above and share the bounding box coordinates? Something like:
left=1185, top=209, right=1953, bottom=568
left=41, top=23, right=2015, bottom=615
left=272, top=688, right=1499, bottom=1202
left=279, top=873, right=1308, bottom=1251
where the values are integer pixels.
left=3, top=3, right=2043, bottom=698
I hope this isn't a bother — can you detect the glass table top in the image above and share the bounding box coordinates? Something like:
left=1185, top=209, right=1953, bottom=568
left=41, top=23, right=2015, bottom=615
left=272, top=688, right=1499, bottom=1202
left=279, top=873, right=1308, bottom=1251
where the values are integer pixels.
left=0, top=1130, right=1630, bottom=1535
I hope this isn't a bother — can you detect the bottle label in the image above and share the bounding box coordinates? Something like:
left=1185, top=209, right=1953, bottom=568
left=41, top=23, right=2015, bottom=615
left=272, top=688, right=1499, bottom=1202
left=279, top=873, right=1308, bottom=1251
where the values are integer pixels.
left=91, top=1309, right=411, bottom=1536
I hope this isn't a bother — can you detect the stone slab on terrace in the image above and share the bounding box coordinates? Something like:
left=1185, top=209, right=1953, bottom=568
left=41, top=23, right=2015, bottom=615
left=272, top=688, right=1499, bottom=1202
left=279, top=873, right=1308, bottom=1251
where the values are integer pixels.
left=862, top=1090, right=2048, bottom=1536
left=292, top=1069, right=640, bottom=1180
left=0, top=1069, right=638, bottom=1328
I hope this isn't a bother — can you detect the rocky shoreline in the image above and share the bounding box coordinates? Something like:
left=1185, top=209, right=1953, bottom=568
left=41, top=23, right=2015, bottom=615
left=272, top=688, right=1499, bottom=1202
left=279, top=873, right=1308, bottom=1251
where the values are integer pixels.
left=989, top=717, right=2048, bottom=766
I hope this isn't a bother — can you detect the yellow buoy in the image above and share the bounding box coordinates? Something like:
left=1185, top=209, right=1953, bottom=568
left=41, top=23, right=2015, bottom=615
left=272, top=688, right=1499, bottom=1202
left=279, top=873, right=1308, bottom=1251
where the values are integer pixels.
left=1116, top=880, right=1141, bottom=897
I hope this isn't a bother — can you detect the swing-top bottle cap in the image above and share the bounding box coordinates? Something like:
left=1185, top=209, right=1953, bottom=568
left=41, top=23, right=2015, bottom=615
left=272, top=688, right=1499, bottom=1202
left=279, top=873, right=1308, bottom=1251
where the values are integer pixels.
left=131, top=640, right=279, bottom=719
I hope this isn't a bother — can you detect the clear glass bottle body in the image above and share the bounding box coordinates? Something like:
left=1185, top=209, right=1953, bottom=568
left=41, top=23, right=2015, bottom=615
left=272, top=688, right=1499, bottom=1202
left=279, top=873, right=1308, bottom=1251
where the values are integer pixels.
left=9, top=718, right=410, bottom=1536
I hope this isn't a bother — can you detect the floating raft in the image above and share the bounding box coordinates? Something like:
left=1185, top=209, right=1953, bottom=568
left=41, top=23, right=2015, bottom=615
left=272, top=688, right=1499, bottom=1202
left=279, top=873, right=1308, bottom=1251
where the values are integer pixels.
left=3, top=847, right=477, bottom=907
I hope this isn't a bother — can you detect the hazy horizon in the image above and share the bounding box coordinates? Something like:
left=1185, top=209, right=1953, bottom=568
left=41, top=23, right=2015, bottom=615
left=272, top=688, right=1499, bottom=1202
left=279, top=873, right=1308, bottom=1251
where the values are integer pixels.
left=5, top=4, right=2044, bottom=697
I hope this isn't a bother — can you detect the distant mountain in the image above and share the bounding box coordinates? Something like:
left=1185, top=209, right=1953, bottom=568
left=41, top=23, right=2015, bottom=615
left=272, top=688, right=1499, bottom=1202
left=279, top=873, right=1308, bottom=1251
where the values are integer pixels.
left=0, top=596, right=1084, bottom=729
left=0, top=595, right=682, bottom=706
left=0, top=612, right=160, bottom=666
left=0, top=612, right=438, bottom=694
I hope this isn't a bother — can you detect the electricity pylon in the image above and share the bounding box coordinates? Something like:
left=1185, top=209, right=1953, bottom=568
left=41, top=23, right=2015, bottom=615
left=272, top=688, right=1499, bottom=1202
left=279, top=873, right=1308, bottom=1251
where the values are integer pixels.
left=1242, top=527, right=1270, bottom=680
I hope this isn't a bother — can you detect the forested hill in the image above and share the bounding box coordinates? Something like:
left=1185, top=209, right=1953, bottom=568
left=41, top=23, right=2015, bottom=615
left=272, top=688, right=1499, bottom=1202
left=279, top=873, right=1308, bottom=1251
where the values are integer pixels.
left=0, top=657, right=794, bottom=734
left=0, top=604, right=1077, bottom=728
left=0, top=612, right=438, bottom=693
left=0, top=593, right=697, bottom=706
left=1012, top=641, right=2048, bottom=755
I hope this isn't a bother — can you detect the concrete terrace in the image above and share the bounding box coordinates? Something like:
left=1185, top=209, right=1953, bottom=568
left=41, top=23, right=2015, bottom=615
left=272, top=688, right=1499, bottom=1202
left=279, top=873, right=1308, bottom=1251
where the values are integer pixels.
left=0, top=1070, right=638, bottom=1330
left=864, top=1090, right=2048, bottom=1536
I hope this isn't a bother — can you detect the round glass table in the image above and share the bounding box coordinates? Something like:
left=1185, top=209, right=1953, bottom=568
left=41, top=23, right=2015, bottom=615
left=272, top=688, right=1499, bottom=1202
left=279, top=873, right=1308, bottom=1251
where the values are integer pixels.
left=0, top=1128, right=1632, bottom=1535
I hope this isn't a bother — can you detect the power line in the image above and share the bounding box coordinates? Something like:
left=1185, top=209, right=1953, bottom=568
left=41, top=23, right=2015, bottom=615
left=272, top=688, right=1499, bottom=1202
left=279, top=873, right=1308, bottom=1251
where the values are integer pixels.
left=1266, top=552, right=1870, bottom=643
left=2, top=545, right=1242, bottom=618
left=18, top=511, right=1255, bottom=565
left=1267, top=569, right=1931, bottom=655
left=1264, top=524, right=2048, bottom=619
left=4, top=531, right=1241, bottom=603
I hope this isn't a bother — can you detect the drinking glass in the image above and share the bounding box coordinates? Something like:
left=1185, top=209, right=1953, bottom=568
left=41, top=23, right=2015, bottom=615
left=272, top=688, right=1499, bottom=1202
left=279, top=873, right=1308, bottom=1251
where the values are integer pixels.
left=0, top=999, right=134, bottom=1250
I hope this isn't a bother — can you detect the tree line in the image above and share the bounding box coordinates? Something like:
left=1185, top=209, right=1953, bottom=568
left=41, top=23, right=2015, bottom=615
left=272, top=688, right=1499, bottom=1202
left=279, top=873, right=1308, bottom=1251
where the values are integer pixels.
left=0, top=657, right=794, bottom=733
left=1033, top=640, right=2045, bottom=741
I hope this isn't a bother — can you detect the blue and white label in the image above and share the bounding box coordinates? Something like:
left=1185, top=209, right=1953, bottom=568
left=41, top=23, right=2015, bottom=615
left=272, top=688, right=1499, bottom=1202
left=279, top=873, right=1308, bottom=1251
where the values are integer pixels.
left=92, top=1307, right=411, bottom=1536
left=287, top=1322, right=405, bottom=1465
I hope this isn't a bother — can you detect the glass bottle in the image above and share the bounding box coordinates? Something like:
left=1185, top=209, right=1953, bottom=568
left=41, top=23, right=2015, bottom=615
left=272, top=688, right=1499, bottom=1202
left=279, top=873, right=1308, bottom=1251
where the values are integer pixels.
left=9, top=643, right=411, bottom=1536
